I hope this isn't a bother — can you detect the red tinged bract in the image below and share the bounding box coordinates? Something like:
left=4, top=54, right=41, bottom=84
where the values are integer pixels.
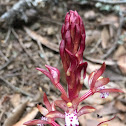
left=60, top=10, right=87, bottom=100
left=79, top=63, right=123, bottom=102
left=23, top=93, right=60, bottom=126
left=36, top=66, right=67, bottom=98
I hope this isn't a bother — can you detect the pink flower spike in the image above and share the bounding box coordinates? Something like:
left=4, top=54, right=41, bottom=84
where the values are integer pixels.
left=46, top=111, right=65, bottom=119
left=23, top=119, right=49, bottom=125
left=97, top=115, right=116, bottom=126
left=77, top=106, right=96, bottom=117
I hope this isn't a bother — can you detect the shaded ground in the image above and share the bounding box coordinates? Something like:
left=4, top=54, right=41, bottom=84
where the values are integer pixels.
left=0, top=0, right=126, bottom=126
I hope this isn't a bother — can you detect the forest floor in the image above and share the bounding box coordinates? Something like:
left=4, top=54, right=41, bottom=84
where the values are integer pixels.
left=0, top=0, right=126, bottom=126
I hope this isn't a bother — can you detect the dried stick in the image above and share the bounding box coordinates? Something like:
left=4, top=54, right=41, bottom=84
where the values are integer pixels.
left=11, top=28, right=40, bottom=67
left=0, top=0, right=47, bottom=25
left=0, top=50, right=9, bottom=62
left=102, top=11, right=125, bottom=59
left=4, top=27, right=11, bottom=43
left=92, top=0, right=126, bottom=4
left=0, top=77, right=33, bottom=97
left=84, top=56, right=116, bottom=66
left=24, top=27, right=59, bottom=52
left=37, top=39, right=50, bottom=65
left=0, top=55, right=17, bottom=71
left=85, top=39, right=101, bottom=55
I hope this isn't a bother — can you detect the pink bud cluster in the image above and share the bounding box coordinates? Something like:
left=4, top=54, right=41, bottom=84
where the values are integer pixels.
left=60, top=10, right=87, bottom=100
left=24, top=10, right=123, bottom=126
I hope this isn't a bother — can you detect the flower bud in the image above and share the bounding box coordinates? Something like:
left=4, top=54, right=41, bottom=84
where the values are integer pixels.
left=60, top=10, right=86, bottom=100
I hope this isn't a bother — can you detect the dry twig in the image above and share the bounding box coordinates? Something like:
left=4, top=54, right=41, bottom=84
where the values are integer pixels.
left=24, top=27, right=59, bottom=52
left=84, top=56, right=116, bottom=66
left=0, top=50, right=9, bottom=62
left=0, top=0, right=47, bottom=25
left=0, top=77, right=33, bottom=97
left=85, top=39, right=101, bottom=55
left=37, top=39, right=50, bottom=65
left=0, top=55, right=17, bottom=71
left=11, top=28, right=40, bottom=67
left=92, top=0, right=126, bottom=4
left=4, top=27, right=12, bottom=43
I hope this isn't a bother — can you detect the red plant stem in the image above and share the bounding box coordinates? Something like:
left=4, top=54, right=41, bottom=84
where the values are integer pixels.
left=51, top=121, right=60, bottom=126
left=55, top=82, right=67, bottom=97
left=97, top=115, right=116, bottom=126
left=79, top=89, right=94, bottom=102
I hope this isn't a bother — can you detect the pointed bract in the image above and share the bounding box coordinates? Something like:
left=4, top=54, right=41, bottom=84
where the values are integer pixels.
left=77, top=106, right=96, bottom=117
left=43, top=93, right=52, bottom=112
left=90, top=63, right=106, bottom=90
left=46, top=111, right=65, bottom=119
left=97, top=88, right=124, bottom=93
left=37, top=104, right=48, bottom=116
left=23, top=119, right=49, bottom=125
left=55, top=100, right=68, bottom=112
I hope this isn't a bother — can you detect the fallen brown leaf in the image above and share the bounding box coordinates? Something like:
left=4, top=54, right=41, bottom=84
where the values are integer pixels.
left=117, top=54, right=126, bottom=75
left=115, top=101, right=126, bottom=112
left=86, top=30, right=100, bottom=46
left=24, top=27, right=59, bottom=52
left=113, top=45, right=126, bottom=60
left=13, top=107, right=38, bottom=126
left=101, top=26, right=110, bottom=49
left=4, top=100, right=28, bottom=126
left=10, top=94, right=21, bottom=108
